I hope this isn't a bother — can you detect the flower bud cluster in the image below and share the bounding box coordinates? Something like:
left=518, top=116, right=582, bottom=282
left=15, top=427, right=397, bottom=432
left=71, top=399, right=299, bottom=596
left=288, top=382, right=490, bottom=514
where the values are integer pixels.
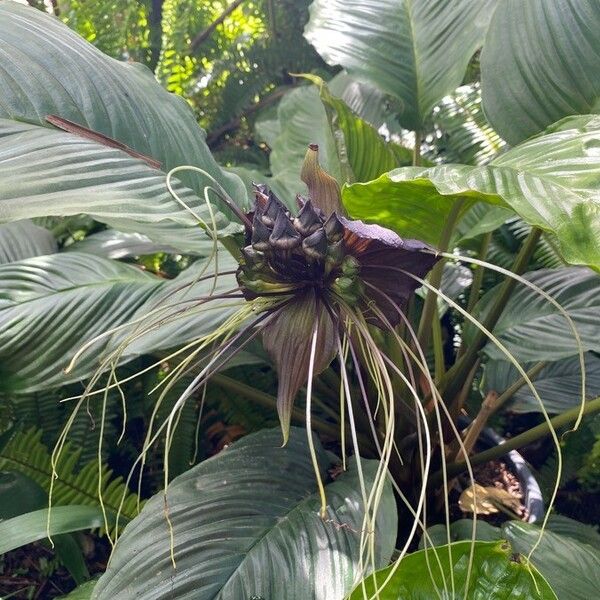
left=237, top=185, right=362, bottom=304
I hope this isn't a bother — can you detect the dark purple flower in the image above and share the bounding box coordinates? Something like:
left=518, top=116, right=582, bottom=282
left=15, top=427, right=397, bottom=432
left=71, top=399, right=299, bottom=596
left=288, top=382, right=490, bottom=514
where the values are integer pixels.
left=236, top=146, right=439, bottom=443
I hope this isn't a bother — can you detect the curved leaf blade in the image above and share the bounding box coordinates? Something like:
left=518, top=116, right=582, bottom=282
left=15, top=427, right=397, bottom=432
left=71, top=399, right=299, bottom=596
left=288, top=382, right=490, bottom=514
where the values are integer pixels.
left=0, top=506, right=107, bottom=555
left=344, top=115, right=600, bottom=267
left=472, top=267, right=600, bottom=362
left=0, top=252, right=239, bottom=391
left=0, top=220, right=57, bottom=264
left=93, top=427, right=397, bottom=600
left=484, top=354, right=600, bottom=413
left=304, top=0, right=497, bottom=130
left=0, top=121, right=235, bottom=253
left=349, top=540, right=556, bottom=599
left=0, top=1, right=245, bottom=204
left=504, top=522, right=600, bottom=600
left=481, top=0, right=600, bottom=145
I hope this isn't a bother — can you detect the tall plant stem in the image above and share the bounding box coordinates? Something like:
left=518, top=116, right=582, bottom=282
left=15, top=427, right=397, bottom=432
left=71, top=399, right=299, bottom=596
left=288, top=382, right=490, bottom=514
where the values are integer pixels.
left=456, top=231, right=493, bottom=362
left=435, top=396, right=600, bottom=482
left=417, top=199, right=464, bottom=353
left=413, top=130, right=422, bottom=167
left=439, top=227, right=542, bottom=404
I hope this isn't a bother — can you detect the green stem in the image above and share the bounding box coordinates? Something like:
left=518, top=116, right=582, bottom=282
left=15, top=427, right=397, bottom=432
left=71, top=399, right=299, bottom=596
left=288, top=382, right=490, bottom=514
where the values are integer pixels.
left=466, top=231, right=492, bottom=315
left=432, top=305, right=445, bottom=381
left=417, top=199, right=464, bottom=351
left=435, top=396, right=600, bottom=482
left=456, top=231, right=492, bottom=360
left=440, top=227, right=542, bottom=403
left=413, top=130, right=422, bottom=167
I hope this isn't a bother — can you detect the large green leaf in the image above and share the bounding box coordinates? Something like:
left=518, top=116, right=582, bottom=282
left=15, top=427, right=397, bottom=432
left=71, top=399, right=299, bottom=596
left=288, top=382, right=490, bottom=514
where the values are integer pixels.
left=481, top=0, right=600, bottom=145
left=344, top=115, right=600, bottom=267
left=484, top=354, right=600, bottom=413
left=471, top=267, right=600, bottom=362
left=0, top=1, right=244, bottom=204
left=328, top=71, right=402, bottom=133
left=342, top=172, right=485, bottom=246
left=93, top=427, right=397, bottom=600
left=504, top=522, right=600, bottom=600
left=0, top=121, right=236, bottom=254
left=425, top=518, right=600, bottom=599
left=304, top=0, right=497, bottom=130
left=0, top=252, right=239, bottom=392
left=0, top=220, right=57, bottom=264
left=0, top=506, right=107, bottom=555
left=349, top=540, right=556, bottom=599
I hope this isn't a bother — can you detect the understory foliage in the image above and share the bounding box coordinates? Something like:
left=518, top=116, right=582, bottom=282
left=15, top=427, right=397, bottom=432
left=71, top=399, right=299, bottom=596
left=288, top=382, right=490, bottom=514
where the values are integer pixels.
left=0, top=1, right=600, bottom=599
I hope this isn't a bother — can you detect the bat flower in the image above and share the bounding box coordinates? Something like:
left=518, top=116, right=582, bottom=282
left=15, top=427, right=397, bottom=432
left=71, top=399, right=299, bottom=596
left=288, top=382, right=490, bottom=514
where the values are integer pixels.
left=236, top=146, right=440, bottom=443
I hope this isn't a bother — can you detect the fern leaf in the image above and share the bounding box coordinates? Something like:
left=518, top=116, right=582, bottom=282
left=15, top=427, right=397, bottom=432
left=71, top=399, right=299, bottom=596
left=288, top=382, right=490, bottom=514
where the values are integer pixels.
left=0, top=428, right=140, bottom=524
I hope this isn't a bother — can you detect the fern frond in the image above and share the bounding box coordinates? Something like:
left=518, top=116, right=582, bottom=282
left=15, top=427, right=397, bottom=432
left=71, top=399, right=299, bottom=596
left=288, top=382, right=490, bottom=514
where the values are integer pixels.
left=0, top=428, right=140, bottom=524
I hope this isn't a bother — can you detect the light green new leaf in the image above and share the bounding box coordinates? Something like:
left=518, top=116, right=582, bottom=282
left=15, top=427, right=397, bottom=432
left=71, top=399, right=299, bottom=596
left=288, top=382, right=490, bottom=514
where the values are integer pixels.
left=0, top=252, right=239, bottom=392
left=0, top=121, right=236, bottom=254
left=328, top=71, right=402, bottom=133
left=481, top=0, right=600, bottom=145
left=303, top=74, right=412, bottom=183
left=0, top=506, right=107, bottom=555
left=232, top=84, right=343, bottom=207
left=425, top=518, right=600, bottom=599
left=471, top=267, right=600, bottom=362
left=93, top=427, right=397, bottom=600
left=504, top=522, right=600, bottom=600
left=342, top=171, right=485, bottom=246
left=484, top=354, right=600, bottom=413
left=304, top=0, right=498, bottom=130
left=349, top=540, right=556, bottom=599
left=0, top=220, right=57, bottom=264
left=344, top=115, right=600, bottom=267
left=0, top=1, right=245, bottom=205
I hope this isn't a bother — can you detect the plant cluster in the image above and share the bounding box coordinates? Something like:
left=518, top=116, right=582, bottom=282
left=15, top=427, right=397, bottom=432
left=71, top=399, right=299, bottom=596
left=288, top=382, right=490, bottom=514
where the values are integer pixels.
left=0, top=1, right=599, bottom=599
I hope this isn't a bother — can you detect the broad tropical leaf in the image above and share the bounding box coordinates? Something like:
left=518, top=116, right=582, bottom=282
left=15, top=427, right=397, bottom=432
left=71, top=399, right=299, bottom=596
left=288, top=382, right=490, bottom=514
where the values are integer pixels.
left=0, top=121, right=236, bottom=254
left=504, top=522, right=600, bottom=600
left=0, top=220, right=57, bottom=264
left=481, top=0, right=600, bottom=145
left=344, top=115, right=600, bottom=267
left=484, top=354, right=600, bottom=413
left=0, top=506, right=107, bottom=555
left=471, top=267, right=600, bottom=362
left=93, top=428, right=397, bottom=600
left=304, top=0, right=498, bottom=130
left=0, top=252, right=239, bottom=391
left=349, top=540, right=556, bottom=599
left=0, top=1, right=245, bottom=204
left=425, top=518, right=600, bottom=599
